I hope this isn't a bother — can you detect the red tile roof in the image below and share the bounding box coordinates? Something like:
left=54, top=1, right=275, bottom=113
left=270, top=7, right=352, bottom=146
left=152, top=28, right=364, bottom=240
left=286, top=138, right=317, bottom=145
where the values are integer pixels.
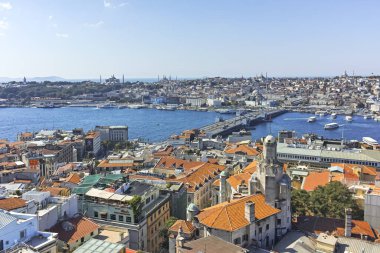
left=295, top=216, right=376, bottom=240
left=225, top=145, right=260, bottom=156
left=302, top=171, right=331, bottom=191
left=169, top=220, right=196, bottom=234
left=174, top=163, right=225, bottom=193
left=154, top=157, right=204, bottom=172
left=50, top=216, right=100, bottom=244
left=0, top=197, right=26, bottom=211
left=197, top=194, right=280, bottom=232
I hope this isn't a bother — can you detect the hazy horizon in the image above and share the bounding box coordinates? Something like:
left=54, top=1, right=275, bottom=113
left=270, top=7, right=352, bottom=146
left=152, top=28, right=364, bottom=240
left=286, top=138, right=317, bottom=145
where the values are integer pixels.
left=1, top=0, right=379, bottom=78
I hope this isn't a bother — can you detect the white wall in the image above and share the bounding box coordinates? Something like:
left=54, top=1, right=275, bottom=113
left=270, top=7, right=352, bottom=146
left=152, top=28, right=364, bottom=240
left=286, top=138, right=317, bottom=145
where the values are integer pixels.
left=0, top=212, right=38, bottom=251
left=365, top=193, right=380, bottom=230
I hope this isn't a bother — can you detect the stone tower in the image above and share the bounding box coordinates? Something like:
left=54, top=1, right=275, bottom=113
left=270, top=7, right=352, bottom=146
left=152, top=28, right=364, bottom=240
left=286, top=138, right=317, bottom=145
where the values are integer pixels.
left=257, top=135, right=283, bottom=205
left=250, top=135, right=292, bottom=239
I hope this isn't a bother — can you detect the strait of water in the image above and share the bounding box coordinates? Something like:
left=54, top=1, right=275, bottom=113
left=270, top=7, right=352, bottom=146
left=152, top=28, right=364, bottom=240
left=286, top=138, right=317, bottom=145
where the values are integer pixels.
left=252, top=112, right=380, bottom=142
left=0, top=108, right=379, bottom=143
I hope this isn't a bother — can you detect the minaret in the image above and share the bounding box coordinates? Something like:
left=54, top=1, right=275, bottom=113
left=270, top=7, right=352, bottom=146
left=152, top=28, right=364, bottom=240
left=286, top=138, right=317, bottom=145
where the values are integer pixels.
left=100, top=75, right=102, bottom=84
left=122, top=74, right=124, bottom=84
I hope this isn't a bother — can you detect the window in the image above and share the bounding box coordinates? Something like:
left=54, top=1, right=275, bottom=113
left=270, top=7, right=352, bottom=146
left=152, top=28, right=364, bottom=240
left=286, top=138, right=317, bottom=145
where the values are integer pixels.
left=94, top=211, right=98, bottom=218
left=20, top=229, right=26, bottom=240
left=277, top=219, right=281, bottom=225
left=266, top=224, right=269, bottom=230
left=126, top=216, right=132, bottom=223
left=0, top=240, right=3, bottom=251
left=100, top=213, right=107, bottom=220
left=259, top=227, right=262, bottom=234
left=110, top=214, right=116, bottom=220
left=90, top=232, right=94, bottom=236
left=81, top=237, right=84, bottom=243
left=243, top=234, right=249, bottom=241
left=119, top=215, right=124, bottom=222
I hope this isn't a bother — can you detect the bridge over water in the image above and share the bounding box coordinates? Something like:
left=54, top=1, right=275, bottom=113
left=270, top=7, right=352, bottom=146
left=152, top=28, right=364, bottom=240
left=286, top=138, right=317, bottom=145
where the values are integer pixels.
left=200, top=109, right=287, bottom=138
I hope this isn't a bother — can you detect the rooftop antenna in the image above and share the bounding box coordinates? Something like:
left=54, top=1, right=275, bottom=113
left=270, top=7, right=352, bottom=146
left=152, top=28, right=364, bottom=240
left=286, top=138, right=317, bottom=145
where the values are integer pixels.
left=122, top=74, right=125, bottom=84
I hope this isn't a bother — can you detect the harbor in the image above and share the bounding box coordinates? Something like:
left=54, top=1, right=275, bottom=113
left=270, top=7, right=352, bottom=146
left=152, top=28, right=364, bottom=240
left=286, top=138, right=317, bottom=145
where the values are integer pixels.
left=0, top=107, right=379, bottom=143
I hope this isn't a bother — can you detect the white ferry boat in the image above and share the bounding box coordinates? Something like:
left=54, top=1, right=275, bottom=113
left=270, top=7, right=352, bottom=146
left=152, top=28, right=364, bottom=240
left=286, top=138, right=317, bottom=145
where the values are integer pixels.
left=307, top=116, right=317, bottom=123
left=363, top=137, right=378, bottom=146
left=324, top=123, right=339, bottom=130
left=345, top=116, right=353, bottom=122
left=315, top=110, right=327, bottom=116
left=331, top=113, right=337, bottom=119
left=128, top=104, right=146, bottom=109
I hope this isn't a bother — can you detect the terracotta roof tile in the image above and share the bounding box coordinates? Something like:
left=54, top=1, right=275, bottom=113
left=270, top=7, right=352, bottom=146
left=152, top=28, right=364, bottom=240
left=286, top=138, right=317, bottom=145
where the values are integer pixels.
left=302, top=171, right=331, bottom=191
left=0, top=197, right=26, bottom=211
left=50, top=216, right=100, bottom=244
left=169, top=220, right=196, bottom=234
left=296, top=216, right=376, bottom=240
left=154, top=157, right=204, bottom=172
left=65, top=173, right=81, bottom=184
left=197, top=194, right=280, bottom=232
left=242, top=161, right=257, bottom=174
left=226, top=173, right=252, bottom=191
left=43, top=187, right=70, bottom=196
left=225, top=145, right=260, bottom=156
left=175, top=163, right=225, bottom=192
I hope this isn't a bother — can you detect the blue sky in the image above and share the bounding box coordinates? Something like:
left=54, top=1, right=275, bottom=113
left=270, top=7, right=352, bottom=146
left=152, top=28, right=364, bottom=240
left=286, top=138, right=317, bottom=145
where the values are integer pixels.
left=0, top=0, right=379, bottom=79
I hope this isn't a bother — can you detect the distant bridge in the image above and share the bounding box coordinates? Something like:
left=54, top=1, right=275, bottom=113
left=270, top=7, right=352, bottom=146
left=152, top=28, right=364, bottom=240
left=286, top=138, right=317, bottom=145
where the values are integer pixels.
left=200, top=109, right=287, bottom=138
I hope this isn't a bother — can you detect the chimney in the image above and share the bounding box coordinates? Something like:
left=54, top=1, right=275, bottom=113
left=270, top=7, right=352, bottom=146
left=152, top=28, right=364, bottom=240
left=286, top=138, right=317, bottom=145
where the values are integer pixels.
left=219, top=171, right=228, bottom=203
left=176, top=226, right=185, bottom=248
left=245, top=201, right=255, bottom=223
left=345, top=208, right=352, bottom=237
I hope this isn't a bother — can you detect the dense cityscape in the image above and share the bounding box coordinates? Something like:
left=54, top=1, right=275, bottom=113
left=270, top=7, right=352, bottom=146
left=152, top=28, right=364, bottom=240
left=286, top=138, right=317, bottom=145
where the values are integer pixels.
left=0, top=72, right=379, bottom=253
left=1, top=0, right=380, bottom=253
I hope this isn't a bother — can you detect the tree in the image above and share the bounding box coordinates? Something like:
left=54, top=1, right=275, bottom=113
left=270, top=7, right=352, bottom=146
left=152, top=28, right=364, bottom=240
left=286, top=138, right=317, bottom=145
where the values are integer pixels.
left=159, top=217, right=178, bottom=251
left=310, top=181, right=363, bottom=219
left=291, top=189, right=310, bottom=217
left=291, top=182, right=363, bottom=220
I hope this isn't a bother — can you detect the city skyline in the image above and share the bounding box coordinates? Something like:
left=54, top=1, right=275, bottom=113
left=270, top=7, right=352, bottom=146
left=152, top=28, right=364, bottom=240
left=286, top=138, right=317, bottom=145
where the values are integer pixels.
left=0, top=0, right=379, bottom=78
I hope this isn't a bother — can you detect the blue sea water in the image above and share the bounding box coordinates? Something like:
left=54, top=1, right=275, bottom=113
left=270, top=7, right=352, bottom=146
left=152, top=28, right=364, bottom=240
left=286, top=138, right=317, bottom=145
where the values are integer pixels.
left=0, top=108, right=379, bottom=143
left=252, top=112, right=380, bottom=142
left=0, top=108, right=233, bottom=142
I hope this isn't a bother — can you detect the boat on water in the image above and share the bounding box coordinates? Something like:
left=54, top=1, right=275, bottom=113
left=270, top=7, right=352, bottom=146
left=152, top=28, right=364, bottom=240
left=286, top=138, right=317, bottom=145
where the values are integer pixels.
left=97, top=103, right=117, bottom=109
left=324, top=123, right=339, bottom=130
left=375, top=116, right=380, bottom=122
left=331, top=113, right=337, bottom=119
left=307, top=116, right=317, bottom=123
left=128, top=104, right=146, bottom=109
left=118, top=105, right=128, bottom=109
left=345, top=116, right=353, bottom=122
left=315, top=110, right=327, bottom=116
left=217, top=109, right=236, bottom=114
left=364, top=114, right=372, bottom=119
